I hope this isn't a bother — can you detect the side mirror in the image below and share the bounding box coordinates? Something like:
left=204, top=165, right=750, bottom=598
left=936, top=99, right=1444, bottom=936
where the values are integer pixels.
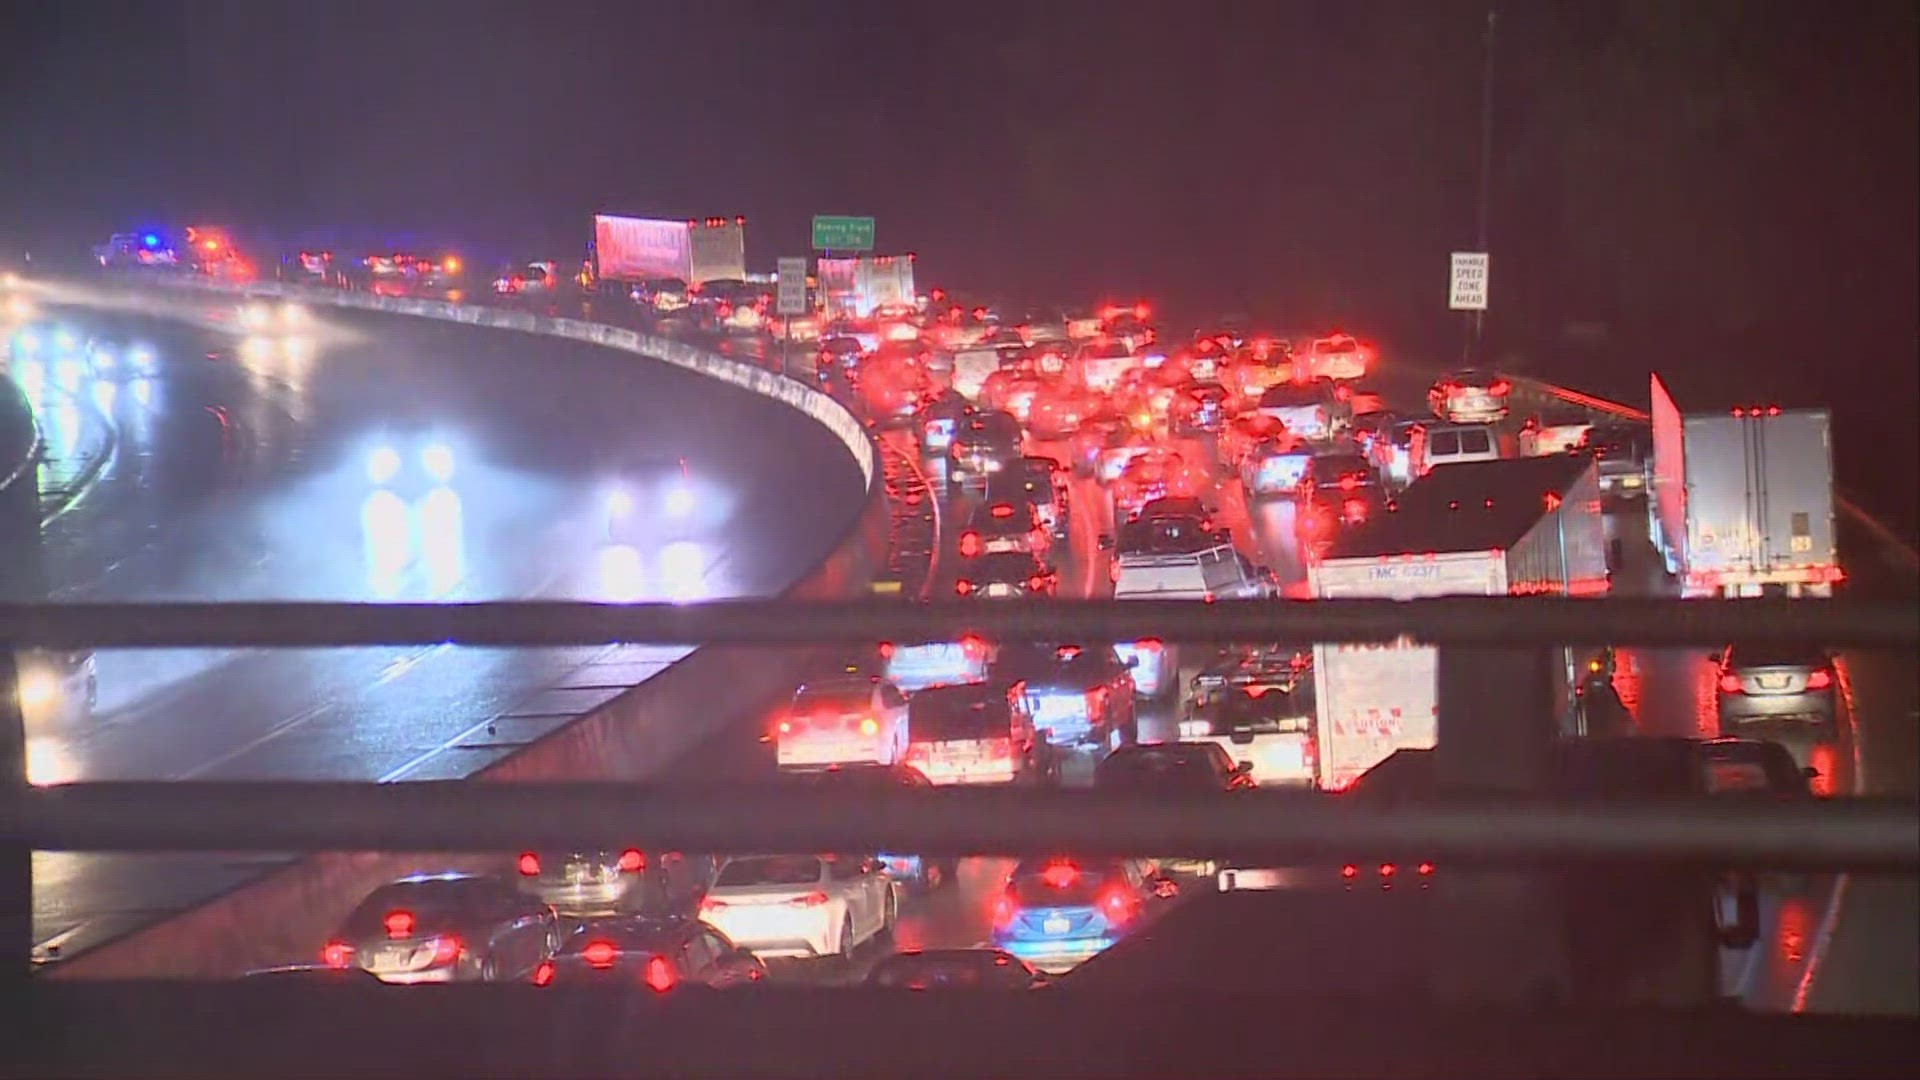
left=1706, top=652, right=1722, bottom=664
left=1234, top=760, right=1254, bottom=774
left=1124, top=656, right=1140, bottom=669
left=1802, top=765, right=1821, bottom=781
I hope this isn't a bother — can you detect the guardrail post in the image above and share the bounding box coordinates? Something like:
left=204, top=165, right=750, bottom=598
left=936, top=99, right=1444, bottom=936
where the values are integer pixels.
left=1, top=648, right=28, bottom=981
left=1429, top=645, right=1570, bottom=1004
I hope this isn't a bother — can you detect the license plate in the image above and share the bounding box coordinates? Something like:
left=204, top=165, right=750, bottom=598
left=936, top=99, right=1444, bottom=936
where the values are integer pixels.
left=374, top=947, right=412, bottom=968
left=1043, top=917, right=1071, bottom=936
left=985, top=539, right=1018, bottom=553
left=986, top=583, right=1012, bottom=597
left=1757, top=675, right=1789, bottom=689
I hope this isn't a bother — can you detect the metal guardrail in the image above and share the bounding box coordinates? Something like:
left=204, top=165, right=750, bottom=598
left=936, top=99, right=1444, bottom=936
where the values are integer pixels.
left=1, top=597, right=1913, bottom=650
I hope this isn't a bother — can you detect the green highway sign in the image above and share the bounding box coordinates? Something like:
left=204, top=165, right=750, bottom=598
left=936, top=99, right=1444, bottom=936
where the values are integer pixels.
left=811, top=215, right=875, bottom=252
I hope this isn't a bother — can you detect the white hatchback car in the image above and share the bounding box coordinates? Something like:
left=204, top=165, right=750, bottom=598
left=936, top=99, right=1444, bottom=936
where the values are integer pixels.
left=774, top=677, right=911, bottom=770
left=699, top=854, right=897, bottom=961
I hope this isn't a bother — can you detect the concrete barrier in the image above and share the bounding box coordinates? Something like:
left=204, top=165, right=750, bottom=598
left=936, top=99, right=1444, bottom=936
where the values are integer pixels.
left=47, top=275, right=887, bottom=977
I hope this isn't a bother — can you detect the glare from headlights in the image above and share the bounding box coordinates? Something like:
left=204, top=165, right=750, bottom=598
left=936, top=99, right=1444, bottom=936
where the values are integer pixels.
left=1177, top=719, right=1211, bottom=739
left=4, top=296, right=30, bottom=319
left=242, top=302, right=269, bottom=327
left=13, top=330, right=38, bottom=354
left=53, top=328, right=78, bottom=352
left=421, top=443, right=456, bottom=484
left=367, top=446, right=402, bottom=485
left=663, top=483, right=695, bottom=519
left=128, top=345, right=156, bottom=370
left=280, top=302, right=307, bottom=324
left=605, top=488, right=634, bottom=518
left=18, top=670, right=59, bottom=710
left=90, top=348, right=116, bottom=370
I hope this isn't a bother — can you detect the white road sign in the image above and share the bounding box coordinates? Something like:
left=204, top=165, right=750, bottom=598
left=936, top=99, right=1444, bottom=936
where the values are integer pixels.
left=1449, top=251, right=1489, bottom=311
left=775, top=256, right=809, bottom=316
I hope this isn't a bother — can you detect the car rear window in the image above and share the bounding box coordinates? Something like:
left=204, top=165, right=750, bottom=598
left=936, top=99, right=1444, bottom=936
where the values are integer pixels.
left=910, top=687, right=1012, bottom=740
left=1460, top=429, right=1492, bottom=454
left=791, top=683, right=869, bottom=711
left=1010, top=868, right=1116, bottom=907
left=1430, top=431, right=1461, bottom=455
left=716, top=856, right=821, bottom=888
left=1727, top=645, right=1828, bottom=669
left=343, top=883, right=485, bottom=932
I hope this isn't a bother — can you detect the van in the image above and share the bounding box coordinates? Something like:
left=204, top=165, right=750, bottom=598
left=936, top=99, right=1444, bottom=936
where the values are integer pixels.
left=1112, top=545, right=1273, bottom=701
left=903, top=682, right=1053, bottom=787
left=1417, top=423, right=1501, bottom=475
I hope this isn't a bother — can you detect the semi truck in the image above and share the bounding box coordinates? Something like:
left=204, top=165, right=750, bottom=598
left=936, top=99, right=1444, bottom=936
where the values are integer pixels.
left=816, top=255, right=916, bottom=319
left=1647, top=373, right=1839, bottom=598
left=591, top=214, right=747, bottom=287
left=1305, top=455, right=1609, bottom=790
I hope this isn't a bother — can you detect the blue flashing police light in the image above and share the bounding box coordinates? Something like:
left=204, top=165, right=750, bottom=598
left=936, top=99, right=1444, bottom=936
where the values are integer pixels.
left=143, top=233, right=161, bottom=248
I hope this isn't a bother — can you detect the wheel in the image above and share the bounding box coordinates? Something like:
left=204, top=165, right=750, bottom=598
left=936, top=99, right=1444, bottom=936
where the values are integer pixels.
left=478, top=955, right=500, bottom=983
left=881, top=889, right=898, bottom=939
left=837, top=917, right=857, bottom=961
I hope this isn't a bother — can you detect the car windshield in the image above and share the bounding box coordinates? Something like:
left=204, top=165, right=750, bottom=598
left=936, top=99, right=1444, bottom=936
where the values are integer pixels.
left=910, top=687, right=1012, bottom=740
left=715, top=856, right=822, bottom=888
left=1008, top=863, right=1120, bottom=907
left=342, top=883, right=479, bottom=932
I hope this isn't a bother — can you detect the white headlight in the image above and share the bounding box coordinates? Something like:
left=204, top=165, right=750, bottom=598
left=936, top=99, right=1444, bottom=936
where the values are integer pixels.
left=280, top=302, right=307, bottom=324
left=14, top=331, right=38, bottom=354
left=128, top=346, right=155, bottom=370
left=606, top=489, right=634, bottom=517
left=53, top=328, right=78, bottom=352
left=421, top=443, right=455, bottom=484
left=367, top=446, right=402, bottom=485
left=663, top=483, right=695, bottom=519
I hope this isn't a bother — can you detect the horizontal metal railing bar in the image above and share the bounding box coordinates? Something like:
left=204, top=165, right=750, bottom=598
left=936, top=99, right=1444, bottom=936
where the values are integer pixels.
left=1, top=597, right=1914, bottom=649
left=10, top=785, right=1916, bottom=870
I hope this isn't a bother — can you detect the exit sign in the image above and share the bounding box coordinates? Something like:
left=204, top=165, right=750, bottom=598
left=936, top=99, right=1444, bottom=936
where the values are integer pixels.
left=811, top=215, right=875, bottom=252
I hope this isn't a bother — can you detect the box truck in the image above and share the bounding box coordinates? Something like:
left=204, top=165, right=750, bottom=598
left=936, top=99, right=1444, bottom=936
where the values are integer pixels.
left=816, top=255, right=916, bottom=319
left=1647, top=374, right=1839, bottom=598
left=592, top=214, right=747, bottom=287
left=1305, top=455, right=1608, bottom=789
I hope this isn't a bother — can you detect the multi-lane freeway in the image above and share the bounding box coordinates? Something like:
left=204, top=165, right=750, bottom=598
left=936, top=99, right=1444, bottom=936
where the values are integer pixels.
left=5, top=270, right=1912, bottom=1015
left=10, top=293, right=868, bottom=962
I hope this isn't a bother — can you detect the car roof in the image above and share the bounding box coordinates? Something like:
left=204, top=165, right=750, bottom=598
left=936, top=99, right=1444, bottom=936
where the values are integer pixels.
left=1324, top=455, right=1594, bottom=559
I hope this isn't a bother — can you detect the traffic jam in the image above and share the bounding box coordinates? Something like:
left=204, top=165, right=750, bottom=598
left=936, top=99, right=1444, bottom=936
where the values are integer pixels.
left=68, top=221, right=1844, bottom=991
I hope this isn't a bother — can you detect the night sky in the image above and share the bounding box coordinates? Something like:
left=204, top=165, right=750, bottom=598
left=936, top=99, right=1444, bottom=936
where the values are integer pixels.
left=4, top=2, right=1914, bottom=530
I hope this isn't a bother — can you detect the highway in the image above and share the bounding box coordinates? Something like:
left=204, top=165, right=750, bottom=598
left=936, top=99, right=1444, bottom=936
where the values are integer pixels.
left=13, top=296, right=869, bottom=963
left=10, top=277, right=1911, bottom=1013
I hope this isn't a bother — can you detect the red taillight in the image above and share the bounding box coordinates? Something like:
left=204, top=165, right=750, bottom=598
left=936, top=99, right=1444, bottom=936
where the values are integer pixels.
left=583, top=940, right=617, bottom=968
left=1086, top=685, right=1110, bottom=712
left=992, top=893, right=1015, bottom=928
left=1244, top=684, right=1273, bottom=698
left=878, top=642, right=895, bottom=660
left=990, top=503, right=1015, bottom=519
left=1379, top=863, right=1397, bottom=879
left=1418, top=862, right=1435, bottom=876
left=700, top=896, right=729, bottom=913
left=1028, top=575, right=1049, bottom=592
left=1340, top=864, right=1358, bottom=880
left=1343, top=498, right=1369, bottom=523
left=618, top=848, right=646, bottom=873
left=517, top=852, right=541, bottom=877
left=959, top=532, right=983, bottom=558
left=531, top=960, right=555, bottom=986
left=790, top=891, right=831, bottom=907
left=645, top=955, right=677, bottom=992
left=427, top=935, right=462, bottom=966
left=955, top=579, right=975, bottom=596
left=1136, top=637, right=1163, bottom=653
left=1490, top=379, right=1511, bottom=396
left=1030, top=527, right=1048, bottom=548
left=321, top=941, right=354, bottom=969
left=960, top=634, right=988, bottom=659
left=1043, top=862, right=1079, bottom=888
left=1718, top=674, right=1744, bottom=694
left=383, top=910, right=414, bottom=938
left=1338, top=475, right=1359, bottom=491
left=1806, top=669, right=1833, bottom=690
